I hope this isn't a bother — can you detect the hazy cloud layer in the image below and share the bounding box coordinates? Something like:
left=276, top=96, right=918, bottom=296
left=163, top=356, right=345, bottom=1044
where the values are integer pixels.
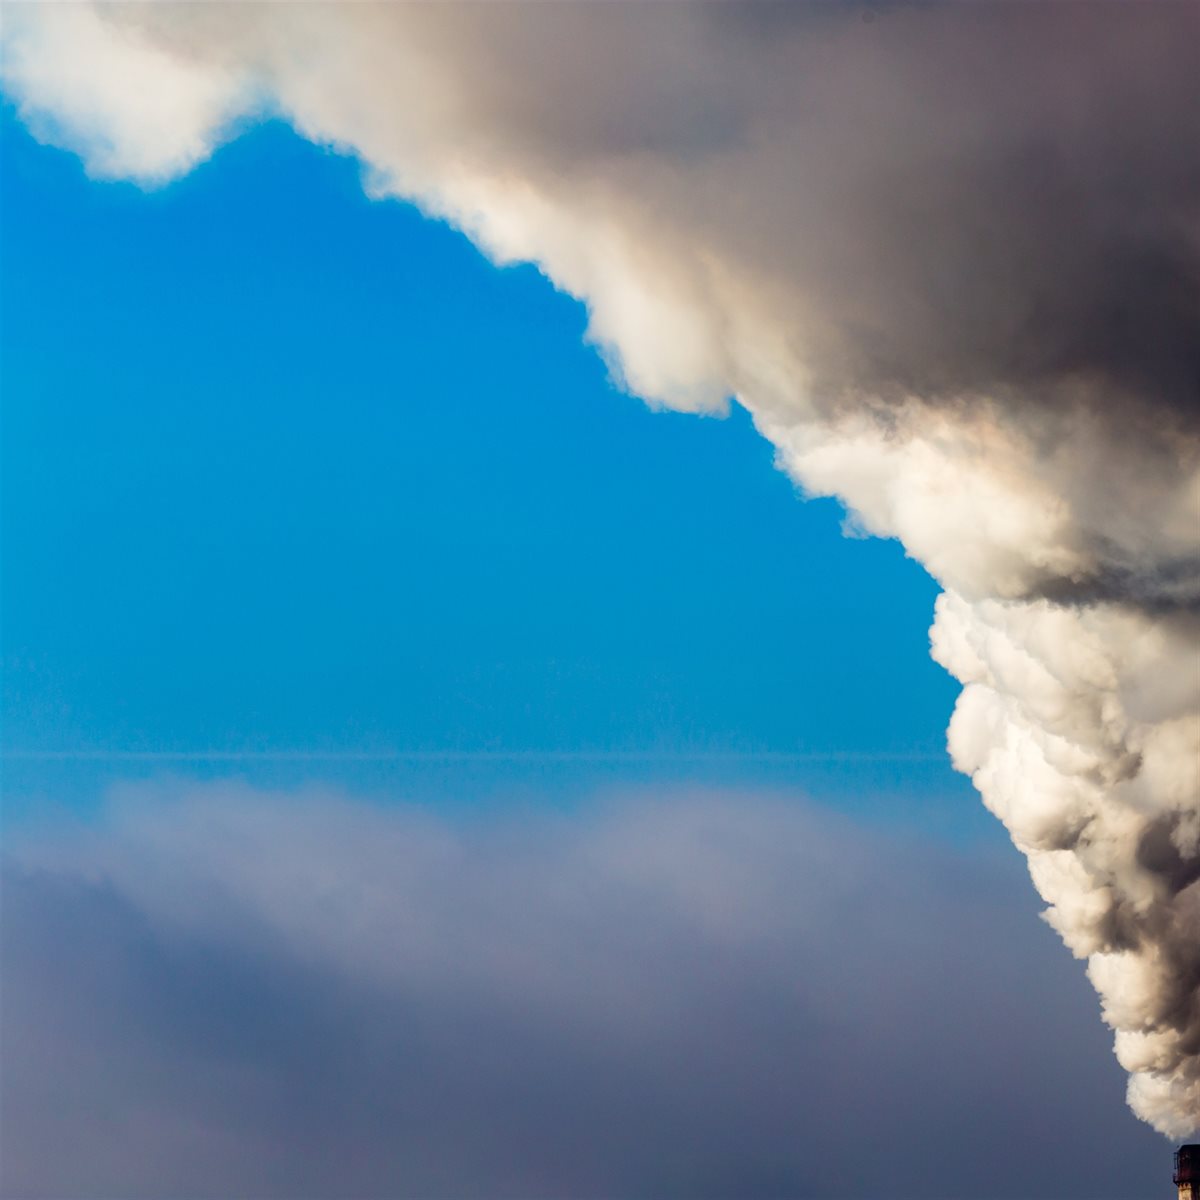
left=1, top=783, right=1161, bottom=1199
left=2, top=2, right=1197, bottom=1134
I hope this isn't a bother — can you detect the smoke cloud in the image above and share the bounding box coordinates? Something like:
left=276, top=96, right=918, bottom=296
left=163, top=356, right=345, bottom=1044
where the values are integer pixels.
left=3, top=1, right=1197, bottom=1136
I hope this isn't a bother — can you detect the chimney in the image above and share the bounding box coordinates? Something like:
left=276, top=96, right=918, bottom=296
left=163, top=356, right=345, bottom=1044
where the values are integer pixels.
left=1176, top=1146, right=1200, bottom=1200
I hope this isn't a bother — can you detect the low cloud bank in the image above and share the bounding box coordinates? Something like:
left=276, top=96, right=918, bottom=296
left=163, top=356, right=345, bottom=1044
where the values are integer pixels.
left=2, top=782, right=1159, bottom=1198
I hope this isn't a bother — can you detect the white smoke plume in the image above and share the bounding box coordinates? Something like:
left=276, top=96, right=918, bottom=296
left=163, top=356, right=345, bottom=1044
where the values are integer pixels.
left=3, top=1, right=1197, bottom=1137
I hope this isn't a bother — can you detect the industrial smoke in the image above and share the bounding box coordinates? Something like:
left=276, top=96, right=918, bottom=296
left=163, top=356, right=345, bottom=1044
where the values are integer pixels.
left=4, top=1, right=1197, bottom=1136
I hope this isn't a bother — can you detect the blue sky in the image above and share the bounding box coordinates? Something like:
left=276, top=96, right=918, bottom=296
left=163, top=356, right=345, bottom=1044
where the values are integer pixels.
left=1, top=108, right=982, bottom=834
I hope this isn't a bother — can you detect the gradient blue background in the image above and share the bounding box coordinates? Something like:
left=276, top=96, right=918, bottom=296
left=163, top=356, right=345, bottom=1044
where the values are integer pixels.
left=1, top=109, right=983, bottom=837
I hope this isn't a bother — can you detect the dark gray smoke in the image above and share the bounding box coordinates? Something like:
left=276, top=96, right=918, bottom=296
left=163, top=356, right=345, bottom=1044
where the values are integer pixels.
left=0, top=786, right=1163, bottom=1198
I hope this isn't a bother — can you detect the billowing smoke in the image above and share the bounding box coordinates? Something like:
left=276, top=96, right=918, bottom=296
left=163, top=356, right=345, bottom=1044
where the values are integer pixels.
left=4, top=1, right=1197, bottom=1136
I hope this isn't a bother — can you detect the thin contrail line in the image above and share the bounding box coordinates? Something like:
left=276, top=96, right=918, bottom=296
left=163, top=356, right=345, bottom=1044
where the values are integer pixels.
left=1, top=749, right=945, bottom=764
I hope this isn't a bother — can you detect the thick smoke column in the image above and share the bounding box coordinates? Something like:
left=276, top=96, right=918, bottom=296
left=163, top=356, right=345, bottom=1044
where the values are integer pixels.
left=4, top=1, right=1197, bottom=1136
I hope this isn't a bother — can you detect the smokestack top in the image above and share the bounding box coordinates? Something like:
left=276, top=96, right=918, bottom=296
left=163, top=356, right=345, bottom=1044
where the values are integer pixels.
left=1175, top=1146, right=1200, bottom=1186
